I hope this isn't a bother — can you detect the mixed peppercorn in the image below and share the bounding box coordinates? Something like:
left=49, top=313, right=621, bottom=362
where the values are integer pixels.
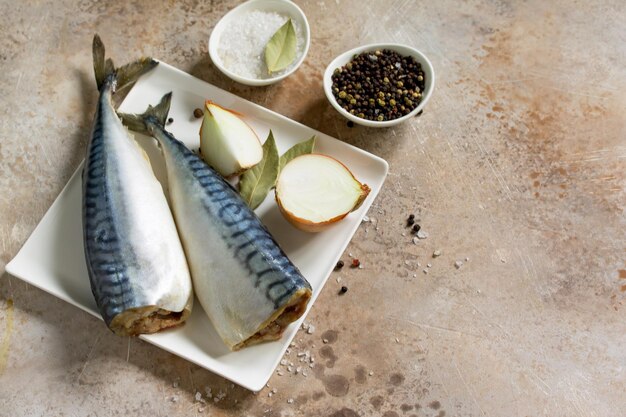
left=331, top=49, right=425, bottom=122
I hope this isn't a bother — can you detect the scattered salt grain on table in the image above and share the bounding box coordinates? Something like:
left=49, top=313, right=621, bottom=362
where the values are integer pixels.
left=218, top=10, right=305, bottom=79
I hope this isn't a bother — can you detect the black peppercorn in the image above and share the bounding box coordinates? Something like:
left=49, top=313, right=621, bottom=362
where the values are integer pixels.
left=331, top=49, right=425, bottom=122
left=339, top=286, right=348, bottom=295
left=335, top=260, right=344, bottom=270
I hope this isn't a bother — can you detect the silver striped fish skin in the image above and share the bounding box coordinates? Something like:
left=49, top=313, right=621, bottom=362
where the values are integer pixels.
left=82, top=78, right=193, bottom=335
left=141, top=114, right=312, bottom=350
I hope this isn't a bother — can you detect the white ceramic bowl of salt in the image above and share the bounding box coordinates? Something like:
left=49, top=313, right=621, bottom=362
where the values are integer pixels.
left=209, top=0, right=310, bottom=86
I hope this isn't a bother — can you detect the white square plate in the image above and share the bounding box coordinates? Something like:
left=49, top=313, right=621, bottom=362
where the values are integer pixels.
left=5, top=61, right=388, bottom=391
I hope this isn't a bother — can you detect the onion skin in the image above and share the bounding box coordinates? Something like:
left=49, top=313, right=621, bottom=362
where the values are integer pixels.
left=352, top=182, right=371, bottom=211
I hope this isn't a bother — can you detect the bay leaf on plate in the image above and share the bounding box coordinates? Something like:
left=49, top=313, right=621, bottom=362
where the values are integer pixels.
left=265, top=19, right=297, bottom=73
left=239, top=130, right=279, bottom=210
left=278, top=135, right=315, bottom=174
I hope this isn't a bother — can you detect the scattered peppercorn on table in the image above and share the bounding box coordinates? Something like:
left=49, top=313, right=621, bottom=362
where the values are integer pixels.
left=1, top=1, right=625, bottom=416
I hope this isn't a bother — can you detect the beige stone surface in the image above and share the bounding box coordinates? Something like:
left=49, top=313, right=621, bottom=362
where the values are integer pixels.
left=1, top=0, right=625, bottom=416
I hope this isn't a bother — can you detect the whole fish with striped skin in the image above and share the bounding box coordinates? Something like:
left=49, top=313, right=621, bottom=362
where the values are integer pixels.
left=83, top=35, right=193, bottom=336
left=121, top=94, right=312, bottom=350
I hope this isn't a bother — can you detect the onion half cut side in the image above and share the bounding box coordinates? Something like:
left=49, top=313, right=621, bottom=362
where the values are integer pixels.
left=275, top=154, right=370, bottom=232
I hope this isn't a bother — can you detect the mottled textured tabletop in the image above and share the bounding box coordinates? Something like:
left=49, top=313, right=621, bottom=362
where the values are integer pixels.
left=1, top=1, right=625, bottom=416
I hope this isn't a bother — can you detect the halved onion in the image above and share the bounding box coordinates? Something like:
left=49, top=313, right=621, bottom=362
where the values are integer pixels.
left=199, top=101, right=263, bottom=177
left=275, top=154, right=370, bottom=232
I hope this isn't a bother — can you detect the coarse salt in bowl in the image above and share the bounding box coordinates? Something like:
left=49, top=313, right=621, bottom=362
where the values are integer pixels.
left=324, top=43, right=435, bottom=127
left=209, top=0, right=310, bottom=86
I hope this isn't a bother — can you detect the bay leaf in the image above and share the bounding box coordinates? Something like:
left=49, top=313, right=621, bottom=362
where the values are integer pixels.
left=265, top=19, right=297, bottom=73
left=239, top=130, right=279, bottom=210
left=278, top=135, right=316, bottom=174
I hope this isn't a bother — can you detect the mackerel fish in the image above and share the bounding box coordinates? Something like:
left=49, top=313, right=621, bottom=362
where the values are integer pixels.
left=120, top=94, right=312, bottom=350
left=83, top=36, right=193, bottom=335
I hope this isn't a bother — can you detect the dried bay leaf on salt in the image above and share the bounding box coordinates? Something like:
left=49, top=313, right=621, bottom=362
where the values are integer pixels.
left=264, top=19, right=297, bottom=73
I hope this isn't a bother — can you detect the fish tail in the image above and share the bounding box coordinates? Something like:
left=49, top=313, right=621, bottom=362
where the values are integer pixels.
left=118, top=92, right=172, bottom=134
left=92, top=34, right=158, bottom=92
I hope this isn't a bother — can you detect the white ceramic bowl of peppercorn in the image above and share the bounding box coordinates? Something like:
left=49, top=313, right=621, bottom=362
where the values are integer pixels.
left=324, top=43, right=435, bottom=127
